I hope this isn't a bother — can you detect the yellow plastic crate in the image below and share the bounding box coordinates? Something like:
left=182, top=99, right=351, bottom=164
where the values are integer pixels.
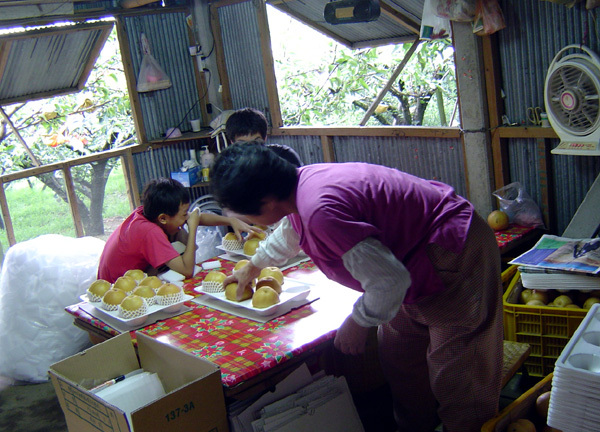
left=503, top=271, right=587, bottom=376
left=481, top=373, right=552, bottom=432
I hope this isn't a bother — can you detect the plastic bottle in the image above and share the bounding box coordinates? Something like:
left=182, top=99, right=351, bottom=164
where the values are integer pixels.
left=188, top=149, right=199, bottom=168
left=200, top=146, right=214, bottom=182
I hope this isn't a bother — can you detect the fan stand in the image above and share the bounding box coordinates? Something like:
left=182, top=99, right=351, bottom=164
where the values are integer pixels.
left=562, top=172, right=600, bottom=238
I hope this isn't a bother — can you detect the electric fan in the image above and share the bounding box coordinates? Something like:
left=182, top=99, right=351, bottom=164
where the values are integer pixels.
left=544, top=44, right=600, bottom=156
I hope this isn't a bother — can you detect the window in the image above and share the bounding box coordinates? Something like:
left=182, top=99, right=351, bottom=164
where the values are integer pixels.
left=267, top=6, right=458, bottom=127
left=0, top=23, right=134, bottom=248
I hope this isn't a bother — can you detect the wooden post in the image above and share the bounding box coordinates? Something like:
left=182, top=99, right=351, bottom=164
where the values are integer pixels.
left=256, top=0, right=283, bottom=128
left=210, top=4, right=232, bottom=109
left=536, top=138, right=554, bottom=232
left=321, top=136, right=335, bottom=163
left=0, top=178, right=16, bottom=246
left=62, top=165, right=85, bottom=237
left=481, top=34, right=510, bottom=191
left=122, top=148, right=141, bottom=208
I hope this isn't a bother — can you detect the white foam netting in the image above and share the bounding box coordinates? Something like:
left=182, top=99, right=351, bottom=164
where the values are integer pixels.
left=0, top=234, right=105, bottom=382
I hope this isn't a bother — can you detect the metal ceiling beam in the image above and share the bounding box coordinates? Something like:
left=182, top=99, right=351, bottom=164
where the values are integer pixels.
left=267, top=1, right=355, bottom=49
left=0, top=0, right=92, bottom=6
left=379, top=2, right=420, bottom=35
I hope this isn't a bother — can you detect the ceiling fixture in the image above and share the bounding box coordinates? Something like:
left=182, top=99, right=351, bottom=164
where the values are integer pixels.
left=324, top=0, right=380, bottom=25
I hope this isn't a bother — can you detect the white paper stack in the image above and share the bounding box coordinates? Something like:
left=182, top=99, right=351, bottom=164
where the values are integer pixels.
left=547, top=303, right=600, bottom=432
left=95, top=370, right=166, bottom=426
left=509, top=235, right=600, bottom=291
left=519, top=266, right=600, bottom=291
left=228, top=364, right=364, bottom=432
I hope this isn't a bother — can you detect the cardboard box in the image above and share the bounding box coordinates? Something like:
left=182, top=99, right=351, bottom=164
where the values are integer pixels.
left=170, top=166, right=200, bottom=187
left=49, top=332, right=228, bottom=432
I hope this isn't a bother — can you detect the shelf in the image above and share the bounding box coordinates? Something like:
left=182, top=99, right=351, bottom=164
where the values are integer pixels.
left=496, top=126, right=558, bottom=139
left=145, top=130, right=212, bottom=146
left=190, top=182, right=210, bottom=189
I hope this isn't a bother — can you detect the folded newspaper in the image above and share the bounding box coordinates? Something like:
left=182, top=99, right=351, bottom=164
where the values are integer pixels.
left=509, top=235, right=600, bottom=275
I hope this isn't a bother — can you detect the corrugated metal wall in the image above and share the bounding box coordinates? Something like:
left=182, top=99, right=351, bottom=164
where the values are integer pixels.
left=333, top=136, right=467, bottom=198
left=499, top=0, right=600, bottom=234
left=265, top=136, right=325, bottom=165
left=217, top=1, right=271, bottom=118
left=132, top=139, right=213, bottom=202
left=120, top=11, right=204, bottom=141
left=270, top=135, right=466, bottom=197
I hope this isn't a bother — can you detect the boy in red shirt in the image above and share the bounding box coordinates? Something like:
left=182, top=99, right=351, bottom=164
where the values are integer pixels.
left=98, top=177, right=257, bottom=283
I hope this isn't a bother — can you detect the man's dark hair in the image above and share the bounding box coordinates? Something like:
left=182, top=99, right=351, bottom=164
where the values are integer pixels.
left=267, top=143, right=303, bottom=167
left=142, top=177, right=189, bottom=221
left=211, top=141, right=297, bottom=215
left=225, top=108, right=268, bottom=142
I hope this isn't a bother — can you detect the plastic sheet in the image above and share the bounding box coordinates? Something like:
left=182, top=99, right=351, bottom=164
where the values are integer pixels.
left=0, top=235, right=105, bottom=382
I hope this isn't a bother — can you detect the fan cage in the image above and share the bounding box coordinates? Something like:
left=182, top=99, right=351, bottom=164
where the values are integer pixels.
left=546, top=59, right=600, bottom=136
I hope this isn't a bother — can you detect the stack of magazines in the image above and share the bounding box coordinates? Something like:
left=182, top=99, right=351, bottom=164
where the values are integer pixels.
left=509, top=235, right=600, bottom=291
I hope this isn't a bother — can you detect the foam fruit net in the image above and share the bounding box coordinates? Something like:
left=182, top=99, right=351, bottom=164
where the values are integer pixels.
left=202, top=281, right=225, bottom=293
left=100, top=300, right=121, bottom=311
left=157, top=290, right=184, bottom=306
left=118, top=299, right=149, bottom=319
left=86, top=289, right=104, bottom=303
left=222, top=238, right=243, bottom=251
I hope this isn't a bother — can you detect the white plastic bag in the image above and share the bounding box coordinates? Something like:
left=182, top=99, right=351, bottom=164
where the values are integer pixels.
left=136, top=53, right=172, bottom=93
left=492, top=182, right=545, bottom=228
left=0, top=235, right=105, bottom=382
left=136, top=34, right=172, bottom=93
left=195, top=224, right=225, bottom=264
left=421, top=0, right=452, bottom=40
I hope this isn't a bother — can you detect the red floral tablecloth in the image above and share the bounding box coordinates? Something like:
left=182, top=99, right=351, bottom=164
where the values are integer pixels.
left=66, top=228, right=533, bottom=389
left=494, top=224, right=536, bottom=252
left=65, top=259, right=359, bottom=389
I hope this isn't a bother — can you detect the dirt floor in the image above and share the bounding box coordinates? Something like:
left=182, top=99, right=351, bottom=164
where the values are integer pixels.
left=0, top=376, right=67, bottom=432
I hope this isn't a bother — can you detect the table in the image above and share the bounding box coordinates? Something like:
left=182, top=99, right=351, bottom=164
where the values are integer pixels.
left=494, top=224, right=540, bottom=256
left=66, top=259, right=361, bottom=399
left=67, top=227, right=537, bottom=399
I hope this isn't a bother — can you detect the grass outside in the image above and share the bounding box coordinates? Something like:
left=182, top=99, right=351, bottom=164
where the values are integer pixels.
left=0, top=163, right=131, bottom=255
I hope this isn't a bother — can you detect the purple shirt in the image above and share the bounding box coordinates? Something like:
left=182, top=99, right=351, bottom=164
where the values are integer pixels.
left=287, top=163, right=473, bottom=303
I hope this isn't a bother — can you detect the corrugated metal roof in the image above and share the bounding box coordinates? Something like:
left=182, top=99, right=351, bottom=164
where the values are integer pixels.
left=0, top=20, right=113, bottom=105
left=267, top=0, right=423, bottom=49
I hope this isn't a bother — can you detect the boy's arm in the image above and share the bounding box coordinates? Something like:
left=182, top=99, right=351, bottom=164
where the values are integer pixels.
left=164, top=209, right=201, bottom=278
left=198, top=213, right=261, bottom=240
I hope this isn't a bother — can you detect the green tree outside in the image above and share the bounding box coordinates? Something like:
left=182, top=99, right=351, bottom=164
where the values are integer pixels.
left=268, top=6, right=457, bottom=127
left=0, top=27, right=135, bottom=242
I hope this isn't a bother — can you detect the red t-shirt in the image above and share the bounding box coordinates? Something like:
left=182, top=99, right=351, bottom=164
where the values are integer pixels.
left=97, top=206, right=180, bottom=283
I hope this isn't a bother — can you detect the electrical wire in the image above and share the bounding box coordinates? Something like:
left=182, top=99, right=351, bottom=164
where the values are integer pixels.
left=160, top=68, right=212, bottom=143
